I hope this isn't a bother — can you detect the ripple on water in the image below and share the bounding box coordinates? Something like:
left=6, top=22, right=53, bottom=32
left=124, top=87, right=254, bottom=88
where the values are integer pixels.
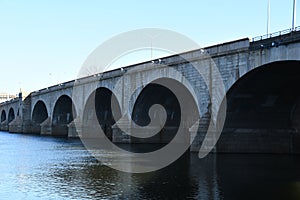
left=1, top=132, right=300, bottom=199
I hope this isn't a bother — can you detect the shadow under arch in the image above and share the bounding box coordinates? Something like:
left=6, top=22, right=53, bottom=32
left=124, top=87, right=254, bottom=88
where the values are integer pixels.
left=1, top=110, right=6, bottom=123
left=8, top=108, right=15, bottom=123
left=52, top=95, right=77, bottom=137
left=82, top=87, right=121, bottom=140
left=32, top=100, right=48, bottom=134
left=130, top=78, right=199, bottom=152
left=217, top=60, right=300, bottom=153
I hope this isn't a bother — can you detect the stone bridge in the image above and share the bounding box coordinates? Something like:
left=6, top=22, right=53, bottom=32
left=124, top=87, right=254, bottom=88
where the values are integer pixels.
left=1, top=29, right=300, bottom=153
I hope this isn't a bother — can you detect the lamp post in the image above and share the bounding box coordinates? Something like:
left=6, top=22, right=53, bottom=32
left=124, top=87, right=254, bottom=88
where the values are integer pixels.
left=267, top=0, right=270, bottom=35
left=292, top=0, right=297, bottom=30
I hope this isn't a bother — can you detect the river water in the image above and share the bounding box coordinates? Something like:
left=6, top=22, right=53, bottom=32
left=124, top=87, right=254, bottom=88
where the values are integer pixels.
left=0, top=131, right=300, bottom=200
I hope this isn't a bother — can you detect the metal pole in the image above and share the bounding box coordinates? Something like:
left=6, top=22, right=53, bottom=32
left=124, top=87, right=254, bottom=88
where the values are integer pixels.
left=293, top=0, right=297, bottom=30
left=267, top=0, right=270, bottom=35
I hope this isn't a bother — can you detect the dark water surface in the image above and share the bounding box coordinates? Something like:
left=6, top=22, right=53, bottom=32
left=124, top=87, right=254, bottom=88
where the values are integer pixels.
left=1, top=131, right=300, bottom=199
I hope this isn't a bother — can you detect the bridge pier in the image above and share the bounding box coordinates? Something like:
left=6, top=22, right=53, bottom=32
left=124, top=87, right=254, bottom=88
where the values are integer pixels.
left=30, top=124, right=42, bottom=134
left=189, top=113, right=218, bottom=152
left=8, top=116, right=23, bottom=133
left=216, top=129, right=300, bottom=154
left=112, top=115, right=131, bottom=143
left=40, top=117, right=52, bottom=136
left=67, top=118, right=81, bottom=138
left=0, top=120, right=8, bottom=132
left=21, top=122, right=33, bottom=134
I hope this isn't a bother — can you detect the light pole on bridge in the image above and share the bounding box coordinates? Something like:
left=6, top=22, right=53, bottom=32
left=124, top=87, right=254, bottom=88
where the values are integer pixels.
left=292, top=0, right=297, bottom=30
left=267, top=0, right=270, bottom=35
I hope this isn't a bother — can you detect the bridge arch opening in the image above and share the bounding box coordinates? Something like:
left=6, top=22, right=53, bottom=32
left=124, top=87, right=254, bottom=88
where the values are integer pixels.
left=31, top=100, right=48, bottom=134
left=1, top=110, right=6, bottom=122
left=82, top=87, right=121, bottom=140
left=52, top=95, right=76, bottom=136
left=32, top=101, right=48, bottom=124
left=131, top=78, right=199, bottom=148
left=8, top=108, right=15, bottom=123
left=217, top=60, right=300, bottom=153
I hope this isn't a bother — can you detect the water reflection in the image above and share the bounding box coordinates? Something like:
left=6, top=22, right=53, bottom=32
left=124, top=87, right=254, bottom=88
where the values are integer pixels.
left=0, top=132, right=300, bottom=199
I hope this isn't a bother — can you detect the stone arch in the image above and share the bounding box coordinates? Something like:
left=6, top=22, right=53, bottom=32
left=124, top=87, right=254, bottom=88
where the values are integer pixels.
left=1, top=110, right=6, bottom=122
left=8, top=108, right=15, bottom=123
left=52, top=95, right=77, bottom=136
left=32, top=100, right=48, bottom=124
left=108, top=67, right=202, bottom=121
left=82, top=87, right=121, bottom=140
left=131, top=78, right=199, bottom=146
left=217, top=60, right=300, bottom=153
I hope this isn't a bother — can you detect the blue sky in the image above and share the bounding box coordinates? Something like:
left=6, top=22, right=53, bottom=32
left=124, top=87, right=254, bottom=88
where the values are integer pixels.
left=0, top=0, right=298, bottom=94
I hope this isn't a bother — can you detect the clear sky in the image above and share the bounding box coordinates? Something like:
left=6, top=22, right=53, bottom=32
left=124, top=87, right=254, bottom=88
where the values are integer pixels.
left=0, top=0, right=298, bottom=94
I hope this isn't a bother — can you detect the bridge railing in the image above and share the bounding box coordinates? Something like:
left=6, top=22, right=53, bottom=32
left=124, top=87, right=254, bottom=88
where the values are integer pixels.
left=252, top=26, right=300, bottom=42
left=0, top=96, right=21, bottom=106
